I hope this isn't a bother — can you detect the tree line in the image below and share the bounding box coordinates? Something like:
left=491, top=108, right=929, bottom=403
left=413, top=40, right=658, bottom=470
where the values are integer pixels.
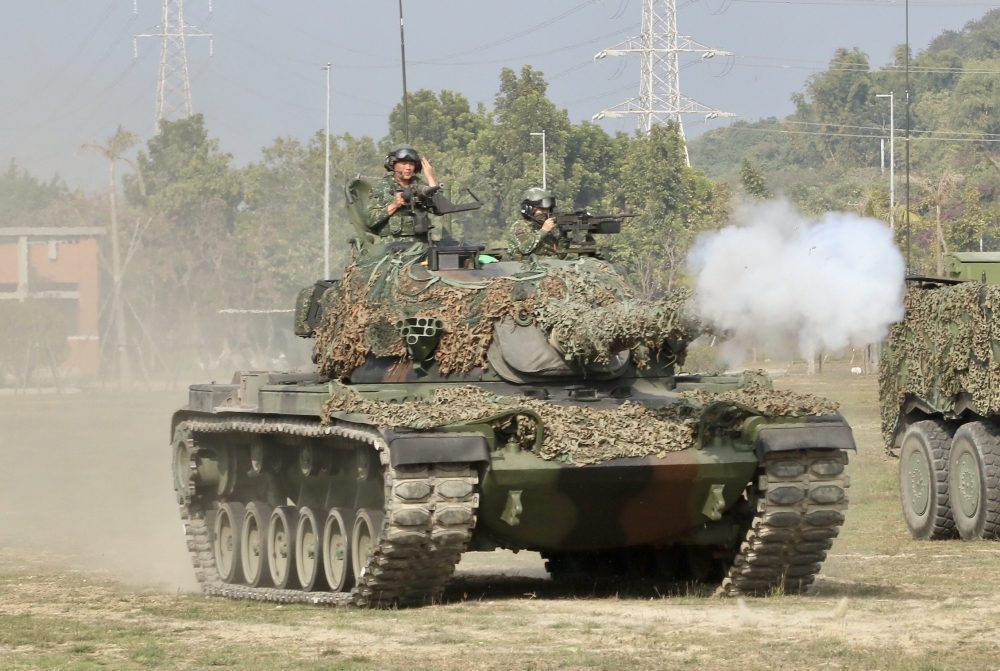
left=692, top=8, right=1000, bottom=275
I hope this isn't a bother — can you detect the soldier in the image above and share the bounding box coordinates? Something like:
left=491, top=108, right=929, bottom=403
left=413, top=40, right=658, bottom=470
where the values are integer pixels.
left=506, top=187, right=558, bottom=260
left=367, top=144, right=438, bottom=240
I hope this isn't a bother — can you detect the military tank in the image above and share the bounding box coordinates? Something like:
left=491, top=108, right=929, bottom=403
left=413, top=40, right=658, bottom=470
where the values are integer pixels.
left=171, top=184, right=854, bottom=606
left=882, top=252, right=1000, bottom=541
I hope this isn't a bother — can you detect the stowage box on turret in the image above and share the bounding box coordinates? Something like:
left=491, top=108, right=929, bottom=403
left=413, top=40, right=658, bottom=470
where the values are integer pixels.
left=882, top=252, right=1000, bottom=542
left=170, top=183, right=855, bottom=606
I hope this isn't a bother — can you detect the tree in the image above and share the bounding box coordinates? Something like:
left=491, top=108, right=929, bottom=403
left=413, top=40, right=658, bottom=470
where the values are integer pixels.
left=739, top=158, right=771, bottom=200
left=913, top=171, right=964, bottom=275
left=81, top=125, right=145, bottom=389
left=615, top=124, right=729, bottom=297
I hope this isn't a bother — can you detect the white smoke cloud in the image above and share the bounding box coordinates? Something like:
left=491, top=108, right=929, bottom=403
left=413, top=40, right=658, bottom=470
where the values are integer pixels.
left=687, top=199, right=906, bottom=365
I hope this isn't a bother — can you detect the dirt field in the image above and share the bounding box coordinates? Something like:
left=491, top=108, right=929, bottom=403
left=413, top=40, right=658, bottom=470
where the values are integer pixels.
left=3, top=373, right=1000, bottom=670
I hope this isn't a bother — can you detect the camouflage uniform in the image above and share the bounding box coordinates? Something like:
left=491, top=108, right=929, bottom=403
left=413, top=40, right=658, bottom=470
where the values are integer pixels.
left=506, top=215, right=559, bottom=260
left=367, top=173, right=428, bottom=240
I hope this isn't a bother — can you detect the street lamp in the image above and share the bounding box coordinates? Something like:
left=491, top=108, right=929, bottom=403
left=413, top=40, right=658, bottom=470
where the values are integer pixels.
left=876, top=93, right=895, bottom=231
left=530, top=131, right=547, bottom=190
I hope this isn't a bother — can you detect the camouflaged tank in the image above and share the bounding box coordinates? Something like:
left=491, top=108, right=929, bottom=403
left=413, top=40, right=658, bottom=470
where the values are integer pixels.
left=170, top=185, right=854, bottom=607
left=882, top=253, right=1000, bottom=542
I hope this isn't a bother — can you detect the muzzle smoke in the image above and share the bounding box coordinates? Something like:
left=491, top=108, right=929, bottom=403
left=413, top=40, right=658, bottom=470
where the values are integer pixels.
left=687, top=200, right=905, bottom=365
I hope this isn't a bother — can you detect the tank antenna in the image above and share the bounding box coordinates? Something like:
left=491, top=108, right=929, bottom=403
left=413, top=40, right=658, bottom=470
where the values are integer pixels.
left=398, top=0, right=410, bottom=143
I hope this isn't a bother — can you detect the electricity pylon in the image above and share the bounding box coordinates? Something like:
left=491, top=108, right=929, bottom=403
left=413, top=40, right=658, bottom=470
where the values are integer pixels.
left=593, top=0, right=734, bottom=165
left=134, top=0, right=213, bottom=130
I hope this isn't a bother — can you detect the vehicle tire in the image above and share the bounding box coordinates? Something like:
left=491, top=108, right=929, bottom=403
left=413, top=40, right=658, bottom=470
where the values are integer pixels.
left=948, top=422, right=1000, bottom=540
left=898, top=420, right=956, bottom=540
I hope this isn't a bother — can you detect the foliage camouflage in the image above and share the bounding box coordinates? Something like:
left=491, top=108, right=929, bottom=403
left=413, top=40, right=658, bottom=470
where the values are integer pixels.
left=879, top=281, right=1000, bottom=452
left=312, top=246, right=696, bottom=378
left=321, top=379, right=839, bottom=465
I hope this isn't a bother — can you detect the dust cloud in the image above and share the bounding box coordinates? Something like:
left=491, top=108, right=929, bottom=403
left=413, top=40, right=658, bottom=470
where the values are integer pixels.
left=687, top=199, right=905, bottom=366
left=0, top=390, right=198, bottom=591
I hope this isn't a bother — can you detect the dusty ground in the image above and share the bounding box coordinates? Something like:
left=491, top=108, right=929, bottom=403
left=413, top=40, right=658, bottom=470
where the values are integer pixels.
left=2, top=372, right=1000, bottom=670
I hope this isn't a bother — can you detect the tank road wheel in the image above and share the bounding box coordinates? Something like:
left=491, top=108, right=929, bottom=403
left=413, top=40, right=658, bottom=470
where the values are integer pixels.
left=352, top=509, right=385, bottom=583
left=213, top=502, right=245, bottom=584
left=722, top=449, right=850, bottom=596
left=948, top=422, right=1000, bottom=541
left=322, top=508, right=355, bottom=592
left=295, top=507, right=328, bottom=592
left=241, top=502, right=273, bottom=587
left=268, top=506, right=300, bottom=589
left=899, top=420, right=956, bottom=540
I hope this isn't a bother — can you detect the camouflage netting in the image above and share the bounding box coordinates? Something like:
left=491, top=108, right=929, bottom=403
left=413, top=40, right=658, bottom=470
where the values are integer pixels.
left=320, top=379, right=841, bottom=465
left=313, top=246, right=696, bottom=378
left=879, top=282, right=1000, bottom=452
left=684, top=378, right=841, bottom=417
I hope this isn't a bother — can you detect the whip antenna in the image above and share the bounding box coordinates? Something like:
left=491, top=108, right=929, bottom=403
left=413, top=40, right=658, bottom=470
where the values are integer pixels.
left=398, top=0, right=410, bottom=143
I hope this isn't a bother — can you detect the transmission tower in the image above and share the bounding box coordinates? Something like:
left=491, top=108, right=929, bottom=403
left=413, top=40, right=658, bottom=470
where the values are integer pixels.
left=134, top=0, right=213, bottom=129
left=593, top=0, right=734, bottom=165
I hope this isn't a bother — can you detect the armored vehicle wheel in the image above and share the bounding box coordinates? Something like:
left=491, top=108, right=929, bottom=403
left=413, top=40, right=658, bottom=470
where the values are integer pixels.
left=214, top=502, right=245, bottom=584
left=268, top=506, right=300, bottom=589
left=295, top=507, right=328, bottom=592
left=322, top=508, right=354, bottom=592
left=352, top=509, right=384, bottom=582
left=948, top=422, right=1000, bottom=540
left=241, top=502, right=273, bottom=587
left=898, top=420, right=956, bottom=540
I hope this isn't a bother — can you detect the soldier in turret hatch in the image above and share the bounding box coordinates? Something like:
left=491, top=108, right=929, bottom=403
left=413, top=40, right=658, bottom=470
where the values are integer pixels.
left=506, top=187, right=558, bottom=260
left=367, top=144, right=438, bottom=240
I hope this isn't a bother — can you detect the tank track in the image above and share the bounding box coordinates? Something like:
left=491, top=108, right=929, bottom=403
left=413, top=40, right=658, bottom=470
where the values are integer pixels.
left=720, top=449, right=850, bottom=596
left=176, top=415, right=479, bottom=607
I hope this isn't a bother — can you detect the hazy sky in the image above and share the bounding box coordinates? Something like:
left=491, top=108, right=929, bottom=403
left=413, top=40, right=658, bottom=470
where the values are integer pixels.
left=0, top=1, right=993, bottom=189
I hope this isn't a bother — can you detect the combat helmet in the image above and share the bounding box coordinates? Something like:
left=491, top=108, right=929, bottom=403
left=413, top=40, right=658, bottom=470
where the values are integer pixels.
left=520, top=187, right=556, bottom=220
left=384, top=144, right=422, bottom=173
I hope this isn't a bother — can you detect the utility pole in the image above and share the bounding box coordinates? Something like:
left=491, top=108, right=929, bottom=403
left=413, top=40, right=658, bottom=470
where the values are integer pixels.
left=877, top=92, right=895, bottom=231
left=905, top=0, right=911, bottom=272
left=134, top=0, right=213, bottom=131
left=530, top=131, right=547, bottom=190
left=593, top=0, right=734, bottom=166
left=323, top=63, right=332, bottom=280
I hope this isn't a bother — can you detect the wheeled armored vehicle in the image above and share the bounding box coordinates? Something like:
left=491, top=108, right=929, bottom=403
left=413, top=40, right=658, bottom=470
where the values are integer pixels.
left=883, top=252, right=1000, bottom=541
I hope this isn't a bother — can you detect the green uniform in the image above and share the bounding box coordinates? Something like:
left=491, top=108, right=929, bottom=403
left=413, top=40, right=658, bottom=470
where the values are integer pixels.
left=506, top=215, right=558, bottom=260
left=367, top=174, right=428, bottom=240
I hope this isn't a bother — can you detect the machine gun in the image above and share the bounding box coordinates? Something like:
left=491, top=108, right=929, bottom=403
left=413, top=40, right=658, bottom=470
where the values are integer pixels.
left=531, top=210, right=635, bottom=256
left=396, top=184, right=483, bottom=238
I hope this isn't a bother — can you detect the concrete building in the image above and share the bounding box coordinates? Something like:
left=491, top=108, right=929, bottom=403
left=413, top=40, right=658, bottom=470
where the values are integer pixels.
left=0, top=227, right=106, bottom=376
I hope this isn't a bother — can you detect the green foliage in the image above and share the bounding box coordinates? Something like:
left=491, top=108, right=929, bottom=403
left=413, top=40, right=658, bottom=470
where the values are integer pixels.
left=614, top=124, right=730, bottom=297
left=127, top=114, right=241, bottom=222
left=739, top=159, right=771, bottom=200
left=388, top=89, right=487, bottom=154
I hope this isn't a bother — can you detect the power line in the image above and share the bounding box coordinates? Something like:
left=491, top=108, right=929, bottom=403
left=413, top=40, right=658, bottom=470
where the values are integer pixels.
left=417, top=0, right=600, bottom=64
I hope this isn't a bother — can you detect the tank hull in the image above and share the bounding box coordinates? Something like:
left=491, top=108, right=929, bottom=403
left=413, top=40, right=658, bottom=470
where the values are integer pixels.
left=172, top=371, right=853, bottom=606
